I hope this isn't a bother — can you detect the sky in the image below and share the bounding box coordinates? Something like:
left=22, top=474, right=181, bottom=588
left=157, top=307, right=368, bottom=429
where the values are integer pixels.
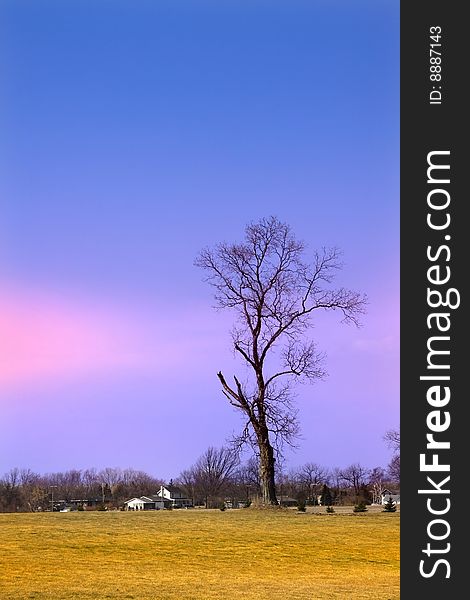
left=0, top=0, right=399, bottom=480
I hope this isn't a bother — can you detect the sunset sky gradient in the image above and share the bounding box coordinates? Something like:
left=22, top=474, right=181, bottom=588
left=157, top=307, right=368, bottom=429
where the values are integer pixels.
left=0, top=0, right=399, bottom=479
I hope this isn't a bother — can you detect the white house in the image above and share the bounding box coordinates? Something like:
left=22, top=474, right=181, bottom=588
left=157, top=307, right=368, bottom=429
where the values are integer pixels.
left=156, top=485, right=192, bottom=508
left=381, top=489, right=400, bottom=505
left=124, top=495, right=165, bottom=511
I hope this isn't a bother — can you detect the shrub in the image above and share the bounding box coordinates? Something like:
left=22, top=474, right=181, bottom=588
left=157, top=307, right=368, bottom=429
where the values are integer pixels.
left=326, top=505, right=335, bottom=514
left=297, top=498, right=306, bottom=512
left=77, top=505, right=84, bottom=512
left=353, top=502, right=368, bottom=513
left=382, top=498, right=397, bottom=513
left=243, top=500, right=252, bottom=508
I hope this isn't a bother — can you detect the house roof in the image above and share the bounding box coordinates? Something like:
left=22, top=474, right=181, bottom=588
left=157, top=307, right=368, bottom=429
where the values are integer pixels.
left=125, top=496, right=165, bottom=504
left=162, top=485, right=183, bottom=494
left=156, top=486, right=192, bottom=501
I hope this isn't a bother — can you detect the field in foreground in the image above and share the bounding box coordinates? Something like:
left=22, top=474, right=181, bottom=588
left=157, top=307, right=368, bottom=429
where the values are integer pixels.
left=0, top=508, right=399, bottom=600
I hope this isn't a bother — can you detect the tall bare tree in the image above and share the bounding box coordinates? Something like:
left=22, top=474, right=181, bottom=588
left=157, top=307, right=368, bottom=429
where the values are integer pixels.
left=196, top=216, right=366, bottom=504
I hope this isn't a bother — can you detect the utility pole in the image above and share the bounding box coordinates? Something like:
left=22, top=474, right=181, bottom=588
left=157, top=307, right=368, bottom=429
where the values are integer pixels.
left=50, top=485, right=58, bottom=513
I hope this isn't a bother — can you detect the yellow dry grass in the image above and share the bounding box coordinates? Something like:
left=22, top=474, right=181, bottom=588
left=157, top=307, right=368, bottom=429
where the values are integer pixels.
left=0, top=507, right=399, bottom=599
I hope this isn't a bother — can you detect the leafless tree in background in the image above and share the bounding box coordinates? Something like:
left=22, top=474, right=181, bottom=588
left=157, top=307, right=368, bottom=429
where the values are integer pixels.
left=82, top=468, right=100, bottom=497
left=384, top=429, right=400, bottom=454
left=387, top=454, right=400, bottom=485
left=99, top=467, right=124, bottom=501
left=339, top=463, right=370, bottom=501
left=196, top=216, right=366, bottom=504
left=297, top=462, right=329, bottom=504
left=369, top=466, right=387, bottom=505
left=18, top=469, right=46, bottom=512
left=235, top=455, right=261, bottom=501
left=182, top=446, right=239, bottom=508
left=0, top=468, right=21, bottom=511
left=384, top=429, right=400, bottom=485
left=178, top=468, right=198, bottom=506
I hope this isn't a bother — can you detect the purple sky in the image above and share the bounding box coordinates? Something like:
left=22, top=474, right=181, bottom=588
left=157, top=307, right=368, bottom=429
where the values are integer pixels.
left=0, top=1, right=399, bottom=480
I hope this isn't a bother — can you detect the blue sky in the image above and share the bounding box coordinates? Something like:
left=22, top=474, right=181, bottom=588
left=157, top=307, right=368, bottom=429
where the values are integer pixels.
left=0, top=1, right=399, bottom=479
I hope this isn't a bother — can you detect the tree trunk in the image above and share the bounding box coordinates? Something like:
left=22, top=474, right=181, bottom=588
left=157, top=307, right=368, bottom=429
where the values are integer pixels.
left=258, top=436, right=278, bottom=505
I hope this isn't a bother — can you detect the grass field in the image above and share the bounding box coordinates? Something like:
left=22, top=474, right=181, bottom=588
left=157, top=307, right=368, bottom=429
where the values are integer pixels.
left=0, top=507, right=399, bottom=600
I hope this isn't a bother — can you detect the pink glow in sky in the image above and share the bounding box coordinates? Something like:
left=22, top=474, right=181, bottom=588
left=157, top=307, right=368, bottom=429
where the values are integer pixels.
left=0, top=285, right=218, bottom=392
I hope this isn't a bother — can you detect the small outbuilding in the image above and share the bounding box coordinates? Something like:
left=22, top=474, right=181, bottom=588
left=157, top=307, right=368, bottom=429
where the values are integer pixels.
left=381, top=489, right=400, bottom=505
left=124, top=496, right=165, bottom=511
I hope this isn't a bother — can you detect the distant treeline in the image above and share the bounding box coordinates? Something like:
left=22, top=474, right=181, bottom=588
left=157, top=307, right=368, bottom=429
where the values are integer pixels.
left=0, top=446, right=399, bottom=512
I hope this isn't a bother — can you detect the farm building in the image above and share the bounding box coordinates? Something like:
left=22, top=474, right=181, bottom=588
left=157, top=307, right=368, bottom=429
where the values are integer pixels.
left=278, top=496, right=298, bottom=507
left=224, top=499, right=246, bottom=509
left=124, top=496, right=165, bottom=511
left=156, top=485, right=192, bottom=508
left=381, top=489, right=400, bottom=505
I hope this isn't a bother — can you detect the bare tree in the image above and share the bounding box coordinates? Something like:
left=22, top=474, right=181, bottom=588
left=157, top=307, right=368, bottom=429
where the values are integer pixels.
left=369, top=466, right=387, bottom=505
left=384, top=429, right=400, bottom=454
left=177, top=469, right=198, bottom=506
left=384, top=429, right=400, bottom=485
left=339, top=463, right=370, bottom=501
left=387, top=454, right=400, bottom=485
left=196, top=216, right=366, bottom=504
left=192, top=446, right=239, bottom=508
left=235, top=456, right=261, bottom=501
left=0, top=468, right=22, bottom=512
left=82, top=468, right=100, bottom=497
left=18, top=469, right=45, bottom=512
left=297, top=462, right=328, bottom=504
left=116, top=468, right=162, bottom=500
left=99, top=467, right=123, bottom=501
left=53, top=470, right=83, bottom=502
